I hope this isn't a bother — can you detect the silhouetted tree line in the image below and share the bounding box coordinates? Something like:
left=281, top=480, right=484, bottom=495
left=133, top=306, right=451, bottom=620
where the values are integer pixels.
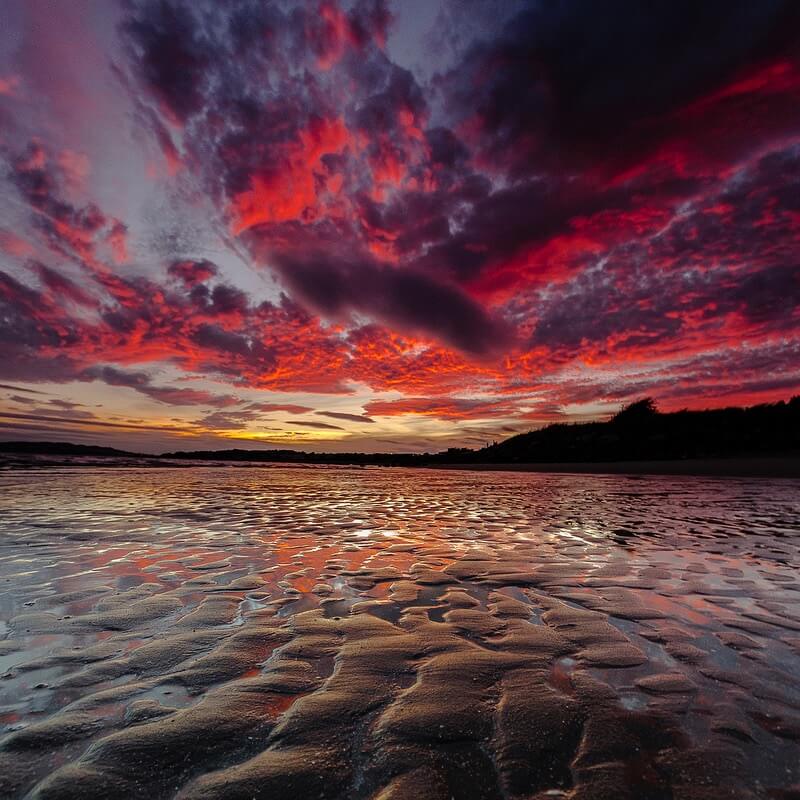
left=2, top=397, right=798, bottom=466
left=471, top=396, right=800, bottom=463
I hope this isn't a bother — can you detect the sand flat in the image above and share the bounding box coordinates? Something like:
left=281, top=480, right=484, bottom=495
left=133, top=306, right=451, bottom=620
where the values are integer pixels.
left=0, top=466, right=798, bottom=798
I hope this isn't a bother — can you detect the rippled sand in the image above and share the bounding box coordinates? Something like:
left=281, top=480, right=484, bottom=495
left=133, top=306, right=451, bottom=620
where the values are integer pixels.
left=1, top=466, right=799, bottom=799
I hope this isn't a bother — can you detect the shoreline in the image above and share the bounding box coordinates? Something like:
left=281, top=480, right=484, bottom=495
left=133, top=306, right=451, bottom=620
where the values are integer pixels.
left=1, top=453, right=799, bottom=478
left=428, top=456, right=800, bottom=479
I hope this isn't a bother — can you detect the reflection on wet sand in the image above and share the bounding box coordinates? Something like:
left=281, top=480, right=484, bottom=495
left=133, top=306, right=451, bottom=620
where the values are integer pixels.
left=0, top=466, right=798, bottom=798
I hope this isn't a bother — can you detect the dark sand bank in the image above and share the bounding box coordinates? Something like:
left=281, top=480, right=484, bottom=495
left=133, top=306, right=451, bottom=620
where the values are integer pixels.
left=0, top=467, right=799, bottom=799
left=2, top=447, right=798, bottom=480
left=433, top=456, right=800, bottom=479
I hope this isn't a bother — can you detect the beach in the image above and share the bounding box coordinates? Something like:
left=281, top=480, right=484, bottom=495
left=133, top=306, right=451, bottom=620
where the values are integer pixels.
left=1, top=466, right=799, bottom=798
left=435, top=457, right=800, bottom=479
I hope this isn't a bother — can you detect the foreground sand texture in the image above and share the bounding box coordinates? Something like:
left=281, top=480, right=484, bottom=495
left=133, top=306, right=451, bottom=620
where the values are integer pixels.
left=0, top=467, right=799, bottom=799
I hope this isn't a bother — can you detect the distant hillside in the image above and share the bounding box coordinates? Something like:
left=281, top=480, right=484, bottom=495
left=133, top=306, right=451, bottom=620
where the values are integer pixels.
left=472, top=397, right=800, bottom=464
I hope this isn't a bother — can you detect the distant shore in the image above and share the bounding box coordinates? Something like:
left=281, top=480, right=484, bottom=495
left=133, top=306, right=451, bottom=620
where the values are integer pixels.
left=1, top=451, right=798, bottom=478
left=430, top=456, right=800, bottom=479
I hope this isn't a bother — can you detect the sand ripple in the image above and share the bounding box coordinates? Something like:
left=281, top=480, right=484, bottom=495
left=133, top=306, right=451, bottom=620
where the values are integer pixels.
left=0, top=466, right=798, bottom=798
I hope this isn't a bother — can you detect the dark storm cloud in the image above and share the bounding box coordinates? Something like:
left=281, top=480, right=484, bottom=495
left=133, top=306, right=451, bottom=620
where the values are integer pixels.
left=271, top=249, right=513, bottom=356
left=731, top=264, right=800, bottom=326
left=190, top=324, right=275, bottom=365
left=445, top=0, right=800, bottom=173
left=186, top=282, right=250, bottom=317
left=121, top=0, right=210, bottom=122
left=352, top=61, right=426, bottom=135
left=207, top=284, right=249, bottom=316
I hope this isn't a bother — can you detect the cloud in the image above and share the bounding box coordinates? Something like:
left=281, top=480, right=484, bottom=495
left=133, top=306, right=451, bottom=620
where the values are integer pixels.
left=168, top=259, right=218, bottom=286
left=32, top=262, right=96, bottom=307
left=189, top=324, right=276, bottom=370
left=80, top=365, right=240, bottom=407
left=195, top=410, right=262, bottom=430
left=0, top=383, right=49, bottom=394
left=0, top=229, right=34, bottom=257
left=315, top=410, right=374, bottom=424
left=117, top=0, right=516, bottom=355
left=1, top=0, right=799, bottom=448
left=270, top=249, right=513, bottom=356
left=365, top=396, right=524, bottom=421
left=289, top=419, right=344, bottom=430
left=443, top=0, right=800, bottom=174
left=0, top=410, right=184, bottom=433
left=121, top=1, right=210, bottom=123
left=247, top=402, right=315, bottom=414
left=47, top=398, right=84, bottom=409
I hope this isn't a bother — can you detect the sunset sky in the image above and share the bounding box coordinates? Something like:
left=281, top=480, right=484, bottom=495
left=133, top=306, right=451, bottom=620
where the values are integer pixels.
left=1, top=0, right=799, bottom=453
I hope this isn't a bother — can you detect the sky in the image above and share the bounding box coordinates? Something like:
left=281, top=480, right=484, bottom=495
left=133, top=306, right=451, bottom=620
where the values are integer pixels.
left=0, top=0, right=798, bottom=454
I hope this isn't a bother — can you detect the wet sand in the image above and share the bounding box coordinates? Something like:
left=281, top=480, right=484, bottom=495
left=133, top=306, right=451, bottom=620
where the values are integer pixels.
left=434, top=456, right=800, bottom=479
left=0, top=466, right=798, bottom=798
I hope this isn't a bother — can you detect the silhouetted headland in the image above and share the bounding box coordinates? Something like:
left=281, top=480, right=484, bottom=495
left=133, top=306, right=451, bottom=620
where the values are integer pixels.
left=2, top=397, right=799, bottom=477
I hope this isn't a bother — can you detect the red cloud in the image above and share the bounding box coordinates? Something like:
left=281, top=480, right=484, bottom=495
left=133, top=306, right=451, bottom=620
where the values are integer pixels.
left=231, top=116, right=350, bottom=234
left=1, top=0, right=799, bottom=436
